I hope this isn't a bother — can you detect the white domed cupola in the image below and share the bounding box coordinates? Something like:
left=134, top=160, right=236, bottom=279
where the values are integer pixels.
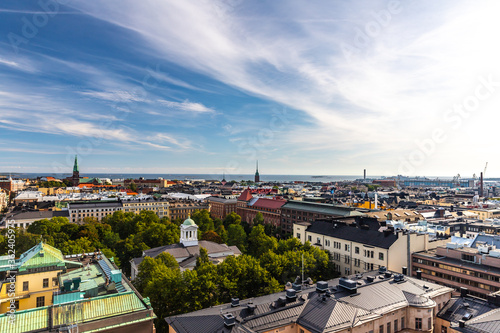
left=180, top=216, right=198, bottom=247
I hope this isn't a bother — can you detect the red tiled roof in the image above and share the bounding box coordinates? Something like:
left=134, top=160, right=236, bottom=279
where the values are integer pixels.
left=252, top=198, right=286, bottom=210
left=237, top=189, right=253, bottom=201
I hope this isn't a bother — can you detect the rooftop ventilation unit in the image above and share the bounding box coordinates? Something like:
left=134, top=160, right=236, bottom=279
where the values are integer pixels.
left=223, top=313, right=236, bottom=327
left=286, top=288, right=297, bottom=301
left=378, top=266, right=387, bottom=274
left=276, top=296, right=287, bottom=307
left=231, top=298, right=239, bottom=307
left=247, top=304, right=256, bottom=314
left=355, top=273, right=363, bottom=279
left=63, top=279, right=72, bottom=292
left=393, top=274, right=405, bottom=282
left=72, top=277, right=81, bottom=290
left=292, top=283, right=302, bottom=292
left=384, top=272, right=393, bottom=278
left=366, top=276, right=375, bottom=283
left=339, top=278, right=357, bottom=292
left=316, top=281, right=328, bottom=293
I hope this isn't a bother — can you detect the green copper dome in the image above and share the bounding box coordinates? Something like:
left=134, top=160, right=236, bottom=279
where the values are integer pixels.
left=182, top=217, right=196, bottom=226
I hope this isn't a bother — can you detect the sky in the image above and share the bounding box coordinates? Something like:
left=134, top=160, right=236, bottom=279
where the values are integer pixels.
left=1, top=0, right=499, bottom=178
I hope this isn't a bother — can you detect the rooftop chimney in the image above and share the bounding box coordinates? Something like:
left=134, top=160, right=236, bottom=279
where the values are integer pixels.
left=402, top=266, right=408, bottom=275
left=461, top=287, right=468, bottom=298
left=223, top=314, right=236, bottom=327
left=416, top=270, right=422, bottom=280
left=231, top=298, right=239, bottom=307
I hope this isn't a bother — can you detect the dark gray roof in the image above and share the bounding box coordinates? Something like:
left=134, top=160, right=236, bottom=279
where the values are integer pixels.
left=6, top=210, right=69, bottom=221
left=165, top=271, right=453, bottom=333
left=438, top=296, right=499, bottom=333
left=282, top=201, right=365, bottom=217
left=134, top=241, right=241, bottom=268
left=68, top=201, right=122, bottom=209
left=305, top=221, right=399, bottom=249
left=208, top=197, right=237, bottom=204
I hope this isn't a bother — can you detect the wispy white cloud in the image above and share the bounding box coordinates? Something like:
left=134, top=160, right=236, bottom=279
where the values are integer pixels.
left=70, top=0, right=500, bottom=175
left=158, top=99, right=215, bottom=113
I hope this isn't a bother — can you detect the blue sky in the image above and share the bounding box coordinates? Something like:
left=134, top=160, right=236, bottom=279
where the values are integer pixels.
left=1, top=0, right=499, bottom=177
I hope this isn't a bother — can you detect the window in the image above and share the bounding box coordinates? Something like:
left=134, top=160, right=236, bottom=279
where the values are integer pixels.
left=296, top=233, right=301, bottom=239
left=428, top=317, right=432, bottom=330
left=308, top=235, right=312, bottom=242
left=379, top=252, right=384, bottom=260
left=415, top=318, right=422, bottom=330
left=355, top=246, right=359, bottom=254
left=441, top=325, right=447, bottom=333
left=345, top=244, right=350, bottom=252
left=345, top=267, right=350, bottom=275
left=14, top=301, right=19, bottom=309
left=300, top=330, right=305, bottom=333
left=36, top=296, right=45, bottom=307
left=394, top=319, right=398, bottom=332
left=23, top=281, right=29, bottom=291
left=317, top=237, right=321, bottom=244
left=401, top=317, right=405, bottom=329
left=387, top=322, right=391, bottom=333
left=379, top=325, right=384, bottom=333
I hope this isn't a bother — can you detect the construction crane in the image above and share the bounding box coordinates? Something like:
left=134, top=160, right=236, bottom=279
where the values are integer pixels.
left=484, top=162, right=488, bottom=177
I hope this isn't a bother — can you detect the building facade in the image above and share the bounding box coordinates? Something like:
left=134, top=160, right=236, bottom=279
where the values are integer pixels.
left=207, top=197, right=237, bottom=220
left=237, top=195, right=286, bottom=227
left=294, top=220, right=434, bottom=276
left=68, top=201, right=123, bottom=223
left=412, top=243, right=500, bottom=299
left=122, top=199, right=169, bottom=219
left=169, top=200, right=209, bottom=221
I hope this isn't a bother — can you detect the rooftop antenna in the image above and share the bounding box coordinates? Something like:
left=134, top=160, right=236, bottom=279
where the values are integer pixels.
left=301, top=252, right=304, bottom=285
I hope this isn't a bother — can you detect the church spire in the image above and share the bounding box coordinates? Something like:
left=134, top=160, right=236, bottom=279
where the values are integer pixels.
left=254, top=160, right=260, bottom=183
left=73, top=155, right=79, bottom=173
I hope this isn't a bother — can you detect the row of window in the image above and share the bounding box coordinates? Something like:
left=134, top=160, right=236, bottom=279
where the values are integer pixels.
left=414, top=257, right=500, bottom=282
left=417, top=267, right=500, bottom=292
left=22, top=277, right=57, bottom=291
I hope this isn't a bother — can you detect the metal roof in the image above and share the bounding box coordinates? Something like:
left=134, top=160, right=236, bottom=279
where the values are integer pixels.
left=282, top=201, right=366, bottom=217
left=0, top=307, right=48, bottom=333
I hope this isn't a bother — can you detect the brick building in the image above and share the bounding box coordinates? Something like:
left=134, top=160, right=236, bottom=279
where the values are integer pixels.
left=207, top=196, right=237, bottom=220
left=236, top=190, right=286, bottom=227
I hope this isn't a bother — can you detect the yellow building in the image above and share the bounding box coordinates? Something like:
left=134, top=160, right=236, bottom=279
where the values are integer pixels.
left=0, top=242, right=81, bottom=313
left=467, top=208, right=500, bottom=220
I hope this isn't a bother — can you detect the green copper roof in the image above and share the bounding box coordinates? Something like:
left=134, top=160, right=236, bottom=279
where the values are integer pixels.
left=52, top=292, right=147, bottom=326
left=0, top=242, right=82, bottom=273
left=0, top=307, right=48, bottom=333
left=73, top=155, right=79, bottom=173
left=182, top=217, right=196, bottom=226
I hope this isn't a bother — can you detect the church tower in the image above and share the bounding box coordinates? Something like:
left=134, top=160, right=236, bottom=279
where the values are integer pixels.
left=180, top=216, right=199, bottom=247
left=72, top=155, right=80, bottom=186
left=254, top=160, right=260, bottom=183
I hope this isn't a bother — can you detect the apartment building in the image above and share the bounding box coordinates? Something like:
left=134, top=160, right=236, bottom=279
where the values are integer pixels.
left=466, top=208, right=500, bottom=220
left=412, top=241, right=500, bottom=299
left=166, top=270, right=453, bottom=333
left=68, top=201, right=123, bottom=223
left=0, top=189, right=7, bottom=210
left=237, top=196, right=286, bottom=227
left=122, top=198, right=169, bottom=219
left=207, top=196, right=237, bottom=220
left=294, top=220, right=433, bottom=276
left=169, top=199, right=209, bottom=221
left=281, top=201, right=366, bottom=235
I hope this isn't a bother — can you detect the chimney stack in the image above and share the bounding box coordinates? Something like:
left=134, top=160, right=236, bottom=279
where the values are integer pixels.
left=416, top=270, right=422, bottom=280
left=364, top=169, right=366, bottom=180
left=481, top=172, right=484, bottom=197
left=402, top=266, right=408, bottom=275
left=461, top=287, right=468, bottom=298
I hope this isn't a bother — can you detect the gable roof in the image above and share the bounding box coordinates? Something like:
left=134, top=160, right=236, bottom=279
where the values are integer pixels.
left=282, top=201, right=365, bottom=217
left=238, top=189, right=253, bottom=202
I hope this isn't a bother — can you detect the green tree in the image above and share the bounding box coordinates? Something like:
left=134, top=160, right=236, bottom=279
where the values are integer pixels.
left=227, top=224, right=247, bottom=253
left=129, top=181, right=137, bottom=192
left=201, top=230, right=222, bottom=244
left=247, top=225, right=277, bottom=258
left=215, top=225, right=228, bottom=244
left=252, top=212, right=264, bottom=225
left=223, top=212, right=241, bottom=228
left=191, top=210, right=214, bottom=233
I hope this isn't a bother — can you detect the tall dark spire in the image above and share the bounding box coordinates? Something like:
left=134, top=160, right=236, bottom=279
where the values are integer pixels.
left=72, top=155, right=80, bottom=186
left=254, top=160, right=260, bottom=183
left=73, top=155, right=79, bottom=173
